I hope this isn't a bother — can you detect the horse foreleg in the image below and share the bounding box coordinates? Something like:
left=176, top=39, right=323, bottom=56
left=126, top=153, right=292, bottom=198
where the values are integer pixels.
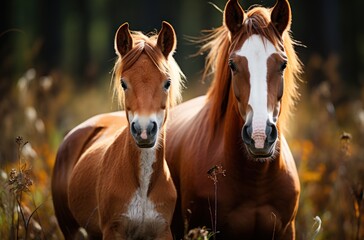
left=281, top=221, right=296, bottom=240
left=157, top=228, right=173, bottom=240
left=101, top=225, right=126, bottom=240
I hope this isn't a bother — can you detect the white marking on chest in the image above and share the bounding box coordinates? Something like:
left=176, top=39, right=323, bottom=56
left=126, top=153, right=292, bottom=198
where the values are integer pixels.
left=236, top=34, right=277, bottom=148
left=123, top=148, right=165, bottom=236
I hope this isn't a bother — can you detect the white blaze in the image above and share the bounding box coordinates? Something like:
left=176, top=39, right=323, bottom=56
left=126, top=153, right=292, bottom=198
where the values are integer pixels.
left=236, top=34, right=276, bottom=149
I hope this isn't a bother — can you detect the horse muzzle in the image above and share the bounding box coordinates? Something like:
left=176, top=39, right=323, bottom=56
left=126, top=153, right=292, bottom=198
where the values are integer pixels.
left=241, top=120, right=278, bottom=158
left=130, top=120, right=158, bottom=148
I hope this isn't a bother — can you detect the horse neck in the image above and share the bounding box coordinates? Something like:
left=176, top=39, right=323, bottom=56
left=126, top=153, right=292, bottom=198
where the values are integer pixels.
left=121, top=128, right=166, bottom=195
left=142, top=132, right=165, bottom=196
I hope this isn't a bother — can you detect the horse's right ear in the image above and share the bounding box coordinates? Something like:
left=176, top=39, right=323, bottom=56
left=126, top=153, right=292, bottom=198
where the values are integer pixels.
left=157, top=21, right=177, bottom=58
left=224, top=0, right=245, bottom=37
left=115, top=22, right=133, bottom=57
left=271, top=0, right=291, bottom=35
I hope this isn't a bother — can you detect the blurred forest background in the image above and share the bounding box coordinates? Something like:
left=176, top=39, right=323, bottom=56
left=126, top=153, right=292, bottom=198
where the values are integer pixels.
left=0, top=0, right=363, bottom=239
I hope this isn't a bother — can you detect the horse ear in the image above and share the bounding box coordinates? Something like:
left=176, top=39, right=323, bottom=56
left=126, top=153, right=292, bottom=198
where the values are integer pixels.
left=224, top=0, right=245, bottom=36
left=115, top=22, right=133, bottom=57
left=157, top=21, right=177, bottom=58
left=271, top=0, right=292, bottom=35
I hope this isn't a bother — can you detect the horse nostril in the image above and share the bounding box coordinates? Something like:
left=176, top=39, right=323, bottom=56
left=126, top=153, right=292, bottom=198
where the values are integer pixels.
left=148, top=121, right=158, bottom=136
left=131, top=122, right=139, bottom=136
left=266, top=122, right=278, bottom=144
left=242, top=124, right=253, bottom=145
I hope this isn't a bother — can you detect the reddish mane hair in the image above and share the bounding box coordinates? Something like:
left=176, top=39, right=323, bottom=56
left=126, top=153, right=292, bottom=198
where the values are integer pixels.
left=198, top=5, right=302, bottom=133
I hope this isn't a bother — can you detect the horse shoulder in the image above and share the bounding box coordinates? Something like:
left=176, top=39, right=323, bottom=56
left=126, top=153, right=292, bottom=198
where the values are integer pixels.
left=67, top=112, right=128, bottom=232
left=67, top=132, right=117, bottom=230
left=97, top=131, right=136, bottom=209
left=52, top=119, right=106, bottom=237
left=271, top=135, right=300, bottom=233
left=279, top=135, right=300, bottom=196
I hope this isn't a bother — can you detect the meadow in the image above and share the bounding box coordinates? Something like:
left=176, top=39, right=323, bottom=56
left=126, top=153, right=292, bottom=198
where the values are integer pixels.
left=0, top=53, right=363, bottom=240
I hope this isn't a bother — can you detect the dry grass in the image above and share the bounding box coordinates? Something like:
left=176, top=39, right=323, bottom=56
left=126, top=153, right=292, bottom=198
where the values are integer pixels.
left=0, top=62, right=363, bottom=239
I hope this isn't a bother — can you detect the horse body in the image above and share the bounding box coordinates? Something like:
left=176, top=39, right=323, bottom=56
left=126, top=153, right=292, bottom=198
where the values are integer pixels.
left=69, top=114, right=175, bottom=239
left=166, top=0, right=301, bottom=239
left=52, top=22, right=183, bottom=239
left=167, top=98, right=299, bottom=239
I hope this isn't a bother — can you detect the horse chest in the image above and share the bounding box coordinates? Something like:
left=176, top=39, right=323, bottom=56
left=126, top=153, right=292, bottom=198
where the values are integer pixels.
left=216, top=176, right=297, bottom=238
left=222, top=204, right=283, bottom=239
left=121, top=149, right=167, bottom=238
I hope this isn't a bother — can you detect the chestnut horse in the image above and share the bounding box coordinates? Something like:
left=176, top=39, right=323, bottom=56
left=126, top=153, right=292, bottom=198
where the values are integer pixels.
left=166, top=0, right=301, bottom=239
left=51, top=22, right=184, bottom=239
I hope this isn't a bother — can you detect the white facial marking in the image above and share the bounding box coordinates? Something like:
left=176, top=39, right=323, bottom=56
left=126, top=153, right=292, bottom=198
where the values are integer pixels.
left=236, top=34, right=276, bottom=149
left=128, top=113, right=164, bottom=130
left=123, top=148, right=166, bottom=236
left=135, top=114, right=156, bottom=130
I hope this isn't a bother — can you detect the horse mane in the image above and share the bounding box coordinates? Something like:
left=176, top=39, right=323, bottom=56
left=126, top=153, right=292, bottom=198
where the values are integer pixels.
left=198, top=6, right=302, bottom=134
left=112, top=31, right=185, bottom=109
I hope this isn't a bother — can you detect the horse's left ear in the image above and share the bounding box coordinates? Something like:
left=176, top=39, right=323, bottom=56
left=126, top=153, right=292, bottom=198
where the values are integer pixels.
left=157, top=21, right=177, bottom=58
left=271, top=0, right=292, bottom=35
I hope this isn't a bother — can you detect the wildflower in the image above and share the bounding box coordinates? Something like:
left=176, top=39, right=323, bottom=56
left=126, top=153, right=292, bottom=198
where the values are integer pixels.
left=186, top=227, right=209, bottom=240
left=207, top=165, right=226, bottom=184
left=340, top=132, right=352, bottom=158
left=8, top=136, right=33, bottom=194
left=8, top=164, right=33, bottom=194
left=15, top=136, right=24, bottom=146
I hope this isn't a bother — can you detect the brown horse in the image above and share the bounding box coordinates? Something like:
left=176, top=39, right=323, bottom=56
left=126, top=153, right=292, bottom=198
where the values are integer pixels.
left=51, top=22, right=184, bottom=239
left=166, top=0, right=301, bottom=239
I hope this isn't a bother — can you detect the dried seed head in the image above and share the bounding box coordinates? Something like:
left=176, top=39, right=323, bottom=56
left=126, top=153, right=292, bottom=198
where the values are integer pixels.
left=340, top=132, right=352, bottom=141
left=207, top=165, right=226, bottom=184
left=186, top=227, right=209, bottom=240
left=8, top=164, right=33, bottom=194
left=15, top=136, right=24, bottom=146
left=340, top=132, right=352, bottom=158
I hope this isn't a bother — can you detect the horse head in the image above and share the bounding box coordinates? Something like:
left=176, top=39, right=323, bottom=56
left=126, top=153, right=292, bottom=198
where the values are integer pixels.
left=114, top=22, right=183, bottom=148
left=224, top=0, right=292, bottom=158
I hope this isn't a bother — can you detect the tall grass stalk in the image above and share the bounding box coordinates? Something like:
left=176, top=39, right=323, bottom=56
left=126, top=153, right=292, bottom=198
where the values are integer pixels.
left=207, top=165, right=225, bottom=240
left=7, top=136, right=42, bottom=239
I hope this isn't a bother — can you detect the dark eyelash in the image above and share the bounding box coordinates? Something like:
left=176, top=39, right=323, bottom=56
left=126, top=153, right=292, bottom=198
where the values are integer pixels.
left=164, top=79, right=171, bottom=90
left=280, top=61, right=287, bottom=72
left=120, top=79, right=127, bottom=90
left=228, top=59, right=237, bottom=72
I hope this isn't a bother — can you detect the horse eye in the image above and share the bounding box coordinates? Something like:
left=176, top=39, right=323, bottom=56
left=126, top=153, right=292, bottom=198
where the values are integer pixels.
left=120, top=79, right=127, bottom=90
left=228, top=60, right=237, bottom=72
left=277, top=78, right=284, bottom=101
left=164, top=79, right=171, bottom=91
left=280, top=61, right=287, bottom=72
